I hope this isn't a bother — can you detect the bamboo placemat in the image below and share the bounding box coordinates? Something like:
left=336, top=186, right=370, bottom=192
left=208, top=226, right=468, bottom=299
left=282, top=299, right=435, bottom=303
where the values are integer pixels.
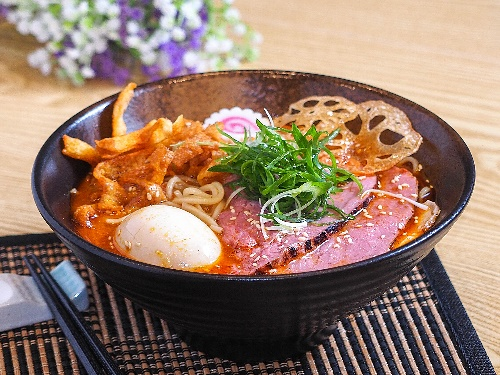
left=0, top=233, right=494, bottom=374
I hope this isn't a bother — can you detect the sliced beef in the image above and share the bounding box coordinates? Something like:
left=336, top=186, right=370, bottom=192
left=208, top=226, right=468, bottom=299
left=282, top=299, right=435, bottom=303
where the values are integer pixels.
left=282, top=166, right=418, bottom=273
left=217, top=175, right=377, bottom=275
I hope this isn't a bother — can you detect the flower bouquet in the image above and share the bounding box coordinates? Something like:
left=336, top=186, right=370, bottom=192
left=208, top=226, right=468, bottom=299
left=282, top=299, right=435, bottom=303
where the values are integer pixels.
left=0, top=0, right=261, bottom=85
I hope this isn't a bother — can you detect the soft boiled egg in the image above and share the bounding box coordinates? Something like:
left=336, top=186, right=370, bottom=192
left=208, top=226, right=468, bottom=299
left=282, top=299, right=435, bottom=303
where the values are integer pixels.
left=114, top=205, right=222, bottom=270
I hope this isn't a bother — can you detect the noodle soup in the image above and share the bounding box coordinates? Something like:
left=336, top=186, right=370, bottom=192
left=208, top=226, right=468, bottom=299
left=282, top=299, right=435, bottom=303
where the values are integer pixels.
left=64, top=84, right=440, bottom=274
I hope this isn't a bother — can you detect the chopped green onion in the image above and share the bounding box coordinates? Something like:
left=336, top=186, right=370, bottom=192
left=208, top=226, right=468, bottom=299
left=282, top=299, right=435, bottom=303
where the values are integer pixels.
left=209, top=114, right=362, bottom=230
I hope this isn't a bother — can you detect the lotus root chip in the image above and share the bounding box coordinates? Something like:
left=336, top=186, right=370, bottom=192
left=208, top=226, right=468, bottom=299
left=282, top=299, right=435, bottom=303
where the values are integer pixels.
left=274, top=96, right=422, bottom=174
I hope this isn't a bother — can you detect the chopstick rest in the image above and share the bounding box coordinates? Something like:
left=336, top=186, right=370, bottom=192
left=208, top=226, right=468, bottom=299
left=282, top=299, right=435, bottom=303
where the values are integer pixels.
left=0, top=259, right=88, bottom=332
left=23, top=253, right=122, bottom=375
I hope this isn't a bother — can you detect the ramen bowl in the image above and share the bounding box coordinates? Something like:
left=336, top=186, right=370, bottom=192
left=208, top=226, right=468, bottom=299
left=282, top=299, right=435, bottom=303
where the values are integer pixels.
left=32, top=70, right=474, bottom=360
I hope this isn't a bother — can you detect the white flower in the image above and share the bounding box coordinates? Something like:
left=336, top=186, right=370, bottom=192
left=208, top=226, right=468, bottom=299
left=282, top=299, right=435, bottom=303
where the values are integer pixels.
left=61, top=1, right=79, bottom=22
left=154, top=0, right=176, bottom=16
left=183, top=50, right=200, bottom=68
left=219, top=39, right=234, bottom=53
left=252, top=32, right=264, bottom=44
left=159, top=14, right=175, bottom=30
left=71, top=31, right=86, bottom=48
left=29, top=19, right=50, bottom=43
left=171, top=27, right=186, bottom=42
left=185, top=14, right=202, bottom=30
left=81, top=65, right=95, bottom=79
left=41, top=13, right=64, bottom=41
left=225, top=56, right=240, bottom=69
left=93, top=37, right=109, bottom=54
left=13, top=10, right=32, bottom=35
left=224, top=8, right=240, bottom=22
left=181, top=0, right=203, bottom=18
left=126, top=35, right=142, bottom=48
left=27, top=48, right=52, bottom=75
left=77, top=2, right=90, bottom=15
left=58, top=54, right=79, bottom=76
left=94, top=0, right=112, bottom=14
left=66, top=48, right=80, bottom=60
left=126, top=20, right=141, bottom=35
left=233, top=23, right=247, bottom=36
left=204, top=37, right=219, bottom=54
left=1, top=0, right=18, bottom=6
left=106, top=4, right=120, bottom=17
left=140, top=51, right=157, bottom=66
left=150, top=30, right=171, bottom=46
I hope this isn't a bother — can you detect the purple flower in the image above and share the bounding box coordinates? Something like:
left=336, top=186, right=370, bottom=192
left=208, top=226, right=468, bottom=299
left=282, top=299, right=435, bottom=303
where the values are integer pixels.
left=91, top=48, right=131, bottom=85
left=126, top=7, right=144, bottom=20
left=91, top=50, right=115, bottom=78
left=160, top=41, right=186, bottom=76
left=142, top=64, right=161, bottom=81
left=190, top=25, right=206, bottom=49
left=0, top=5, right=10, bottom=18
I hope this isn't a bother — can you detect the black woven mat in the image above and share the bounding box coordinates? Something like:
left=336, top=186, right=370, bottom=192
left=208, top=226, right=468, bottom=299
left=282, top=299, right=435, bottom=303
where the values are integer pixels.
left=0, top=233, right=494, bottom=374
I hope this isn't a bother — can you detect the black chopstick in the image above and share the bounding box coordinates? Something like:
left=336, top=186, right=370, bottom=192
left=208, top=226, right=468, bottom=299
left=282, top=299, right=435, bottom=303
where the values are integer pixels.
left=23, top=253, right=122, bottom=375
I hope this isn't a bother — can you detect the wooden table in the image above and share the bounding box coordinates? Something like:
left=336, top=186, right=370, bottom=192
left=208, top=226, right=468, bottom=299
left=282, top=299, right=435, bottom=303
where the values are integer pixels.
left=1, top=1, right=498, bottom=371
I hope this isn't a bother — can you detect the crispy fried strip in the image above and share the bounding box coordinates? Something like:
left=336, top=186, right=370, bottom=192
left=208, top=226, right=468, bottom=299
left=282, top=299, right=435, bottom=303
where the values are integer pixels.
left=62, top=135, right=100, bottom=165
left=95, top=119, right=161, bottom=159
left=112, top=82, right=137, bottom=137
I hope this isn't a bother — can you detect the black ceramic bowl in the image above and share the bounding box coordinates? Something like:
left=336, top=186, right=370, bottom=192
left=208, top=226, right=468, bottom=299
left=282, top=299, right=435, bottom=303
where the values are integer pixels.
left=32, top=70, right=474, bottom=359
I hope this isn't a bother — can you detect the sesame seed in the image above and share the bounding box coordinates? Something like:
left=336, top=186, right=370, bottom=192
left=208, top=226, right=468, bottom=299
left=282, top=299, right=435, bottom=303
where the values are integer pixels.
left=391, top=175, right=401, bottom=183
left=366, top=223, right=375, bottom=227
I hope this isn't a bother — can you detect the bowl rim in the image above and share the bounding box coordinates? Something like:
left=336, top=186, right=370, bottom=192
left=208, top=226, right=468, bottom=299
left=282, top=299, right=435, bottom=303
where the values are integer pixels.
left=31, top=69, right=476, bottom=282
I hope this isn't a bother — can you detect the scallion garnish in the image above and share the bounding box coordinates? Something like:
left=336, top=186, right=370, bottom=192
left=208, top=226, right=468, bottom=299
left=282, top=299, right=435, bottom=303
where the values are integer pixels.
left=209, top=115, right=362, bottom=234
